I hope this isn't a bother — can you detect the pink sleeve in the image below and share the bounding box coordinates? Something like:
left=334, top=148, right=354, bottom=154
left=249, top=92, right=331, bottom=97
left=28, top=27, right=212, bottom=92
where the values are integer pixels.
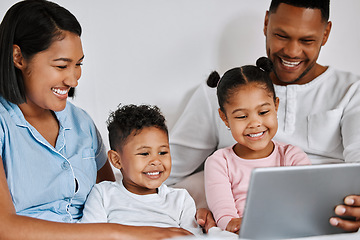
left=204, top=152, right=239, bottom=230
left=284, top=145, right=312, bottom=166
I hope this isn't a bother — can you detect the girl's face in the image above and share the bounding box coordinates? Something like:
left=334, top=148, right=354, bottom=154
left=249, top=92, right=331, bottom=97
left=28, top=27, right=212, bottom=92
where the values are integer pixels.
left=17, top=31, right=84, bottom=112
left=112, top=127, right=171, bottom=195
left=219, top=83, right=279, bottom=159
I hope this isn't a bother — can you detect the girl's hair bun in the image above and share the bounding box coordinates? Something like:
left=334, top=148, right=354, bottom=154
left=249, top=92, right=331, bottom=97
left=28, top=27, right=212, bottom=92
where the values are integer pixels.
left=256, top=57, right=273, bottom=73
left=206, top=71, right=221, bottom=88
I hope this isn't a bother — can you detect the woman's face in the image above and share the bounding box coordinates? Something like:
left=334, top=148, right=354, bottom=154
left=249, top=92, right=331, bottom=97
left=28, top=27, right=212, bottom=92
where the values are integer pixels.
left=19, top=31, right=84, bottom=112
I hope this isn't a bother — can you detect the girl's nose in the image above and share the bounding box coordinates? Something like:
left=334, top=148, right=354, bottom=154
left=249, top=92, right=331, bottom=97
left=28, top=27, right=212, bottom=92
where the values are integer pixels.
left=149, top=159, right=162, bottom=166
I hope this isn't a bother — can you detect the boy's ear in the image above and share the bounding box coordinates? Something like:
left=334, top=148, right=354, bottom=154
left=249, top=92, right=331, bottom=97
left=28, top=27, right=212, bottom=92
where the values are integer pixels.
left=218, top=108, right=230, bottom=128
left=13, top=45, right=26, bottom=70
left=108, top=150, right=122, bottom=170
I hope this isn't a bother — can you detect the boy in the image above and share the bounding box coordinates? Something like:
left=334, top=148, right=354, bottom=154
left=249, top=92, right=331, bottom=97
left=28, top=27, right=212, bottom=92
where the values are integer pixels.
left=81, top=104, right=201, bottom=235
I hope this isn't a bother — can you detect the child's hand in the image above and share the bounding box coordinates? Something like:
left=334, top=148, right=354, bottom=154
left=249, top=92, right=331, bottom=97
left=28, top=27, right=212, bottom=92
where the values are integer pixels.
left=225, top=218, right=242, bottom=234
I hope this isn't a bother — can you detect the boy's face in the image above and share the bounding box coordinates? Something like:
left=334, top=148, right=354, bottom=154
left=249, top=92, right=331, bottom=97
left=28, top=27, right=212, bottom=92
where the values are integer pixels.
left=264, top=3, right=331, bottom=85
left=110, top=126, right=171, bottom=195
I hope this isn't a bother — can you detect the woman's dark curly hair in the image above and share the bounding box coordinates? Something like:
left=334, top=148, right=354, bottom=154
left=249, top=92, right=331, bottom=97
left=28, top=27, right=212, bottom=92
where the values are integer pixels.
left=107, top=104, right=168, bottom=152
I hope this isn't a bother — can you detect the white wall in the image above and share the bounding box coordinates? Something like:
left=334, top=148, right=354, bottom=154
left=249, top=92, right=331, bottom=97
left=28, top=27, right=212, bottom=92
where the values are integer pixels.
left=1, top=0, right=359, bottom=150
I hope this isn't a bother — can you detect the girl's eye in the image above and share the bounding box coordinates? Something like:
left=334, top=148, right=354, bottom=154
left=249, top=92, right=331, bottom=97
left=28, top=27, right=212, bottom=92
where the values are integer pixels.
left=259, top=110, right=270, bottom=115
left=235, top=116, right=247, bottom=119
left=137, top=152, right=149, bottom=156
left=159, top=151, right=168, bottom=156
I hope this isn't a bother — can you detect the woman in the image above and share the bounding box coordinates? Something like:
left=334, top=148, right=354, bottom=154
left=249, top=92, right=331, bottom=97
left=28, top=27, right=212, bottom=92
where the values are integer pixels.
left=0, top=0, right=205, bottom=239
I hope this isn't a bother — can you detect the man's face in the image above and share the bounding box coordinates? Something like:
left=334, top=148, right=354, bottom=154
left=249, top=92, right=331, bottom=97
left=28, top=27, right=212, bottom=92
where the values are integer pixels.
left=264, top=3, right=331, bottom=85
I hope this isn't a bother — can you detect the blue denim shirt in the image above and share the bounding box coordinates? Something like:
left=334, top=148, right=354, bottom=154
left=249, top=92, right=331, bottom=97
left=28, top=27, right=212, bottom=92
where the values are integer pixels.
left=0, top=96, right=107, bottom=222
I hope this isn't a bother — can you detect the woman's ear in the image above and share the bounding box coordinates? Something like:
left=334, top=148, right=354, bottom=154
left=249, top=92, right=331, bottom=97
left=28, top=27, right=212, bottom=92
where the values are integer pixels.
left=13, top=45, right=25, bottom=70
left=218, top=108, right=230, bottom=128
left=107, top=150, right=122, bottom=170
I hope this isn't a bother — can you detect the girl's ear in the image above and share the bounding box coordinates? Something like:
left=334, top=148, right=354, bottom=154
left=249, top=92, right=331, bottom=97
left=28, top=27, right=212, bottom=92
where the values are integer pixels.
left=108, top=150, right=122, bottom=170
left=218, top=108, right=230, bottom=128
left=13, top=45, right=26, bottom=70
left=275, top=97, right=280, bottom=112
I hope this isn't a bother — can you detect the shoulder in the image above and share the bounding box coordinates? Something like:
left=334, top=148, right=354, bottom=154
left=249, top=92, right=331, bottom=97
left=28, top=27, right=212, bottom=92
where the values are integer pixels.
left=324, top=67, right=360, bottom=86
left=206, top=146, right=233, bottom=161
left=274, top=141, right=310, bottom=165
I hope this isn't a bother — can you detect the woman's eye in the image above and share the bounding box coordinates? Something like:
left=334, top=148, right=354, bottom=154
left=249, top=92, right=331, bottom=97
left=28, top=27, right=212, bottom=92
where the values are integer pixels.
left=57, top=66, right=67, bottom=69
left=76, top=63, right=83, bottom=67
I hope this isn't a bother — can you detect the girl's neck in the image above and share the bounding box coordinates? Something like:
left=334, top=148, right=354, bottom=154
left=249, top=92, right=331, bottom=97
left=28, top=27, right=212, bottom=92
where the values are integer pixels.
left=233, top=141, right=275, bottom=160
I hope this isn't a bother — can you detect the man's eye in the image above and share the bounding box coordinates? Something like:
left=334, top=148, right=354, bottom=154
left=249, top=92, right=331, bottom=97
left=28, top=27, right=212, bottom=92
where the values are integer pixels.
left=275, top=34, right=287, bottom=39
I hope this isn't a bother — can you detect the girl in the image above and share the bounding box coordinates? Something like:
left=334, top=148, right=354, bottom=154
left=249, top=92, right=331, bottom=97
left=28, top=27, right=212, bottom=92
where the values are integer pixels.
left=0, top=0, right=191, bottom=239
left=204, top=57, right=311, bottom=234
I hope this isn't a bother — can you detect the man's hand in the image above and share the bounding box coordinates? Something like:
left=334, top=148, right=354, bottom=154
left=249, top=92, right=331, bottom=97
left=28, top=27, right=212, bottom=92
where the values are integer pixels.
left=195, top=208, right=216, bottom=233
left=329, top=195, right=360, bottom=232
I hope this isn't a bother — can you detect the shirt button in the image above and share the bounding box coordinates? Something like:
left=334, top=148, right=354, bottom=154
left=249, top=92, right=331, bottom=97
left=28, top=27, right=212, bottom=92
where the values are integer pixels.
left=61, top=161, right=70, bottom=170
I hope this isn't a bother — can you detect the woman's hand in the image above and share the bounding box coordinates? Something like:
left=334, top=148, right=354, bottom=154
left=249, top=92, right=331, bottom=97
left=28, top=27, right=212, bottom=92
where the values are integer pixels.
left=195, top=208, right=216, bottom=233
left=329, top=195, right=360, bottom=232
left=225, top=218, right=242, bottom=234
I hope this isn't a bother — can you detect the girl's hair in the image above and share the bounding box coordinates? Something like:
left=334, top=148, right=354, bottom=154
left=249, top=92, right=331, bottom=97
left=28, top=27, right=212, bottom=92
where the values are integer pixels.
left=107, top=104, right=168, bottom=152
left=0, top=0, right=82, bottom=104
left=207, top=57, right=275, bottom=113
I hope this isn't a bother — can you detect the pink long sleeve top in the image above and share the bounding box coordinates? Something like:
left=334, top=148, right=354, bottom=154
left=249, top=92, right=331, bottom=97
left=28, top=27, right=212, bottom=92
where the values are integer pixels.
left=204, top=140, right=311, bottom=230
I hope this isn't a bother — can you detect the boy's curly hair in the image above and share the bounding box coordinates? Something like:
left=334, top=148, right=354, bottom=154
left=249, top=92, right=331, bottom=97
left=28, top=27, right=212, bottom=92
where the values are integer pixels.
left=107, top=104, right=168, bottom=151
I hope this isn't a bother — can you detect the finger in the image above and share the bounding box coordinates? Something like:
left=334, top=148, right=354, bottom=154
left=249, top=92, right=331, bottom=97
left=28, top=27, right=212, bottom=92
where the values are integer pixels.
left=195, top=208, right=206, bottom=227
left=329, top=217, right=360, bottom=232
left=345, top=195, right=360, bottom=207
left=335, top=204, right=360, bottom=219
left=204, top=210, right=217, bottom=232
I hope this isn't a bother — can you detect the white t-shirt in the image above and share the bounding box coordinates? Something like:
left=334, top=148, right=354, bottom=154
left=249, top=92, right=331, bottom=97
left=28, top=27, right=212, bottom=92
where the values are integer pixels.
left=81, top=181, right=202, bottom=235
left=167, top=66, right=360, bottom=184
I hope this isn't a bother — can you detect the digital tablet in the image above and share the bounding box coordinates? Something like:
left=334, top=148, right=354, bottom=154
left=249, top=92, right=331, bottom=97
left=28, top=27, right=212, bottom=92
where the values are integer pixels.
left=239, top=163, right=360, bottom=239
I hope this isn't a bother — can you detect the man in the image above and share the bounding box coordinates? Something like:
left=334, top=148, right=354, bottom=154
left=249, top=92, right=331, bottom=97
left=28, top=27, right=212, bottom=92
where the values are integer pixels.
left=167, top=0, right=360, bottom=232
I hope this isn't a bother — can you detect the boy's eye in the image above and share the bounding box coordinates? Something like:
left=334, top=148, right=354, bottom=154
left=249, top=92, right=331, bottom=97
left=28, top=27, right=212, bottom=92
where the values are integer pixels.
left=259, top=110, right=270, bottom=115
left=235, top=115, right=247, bottom=119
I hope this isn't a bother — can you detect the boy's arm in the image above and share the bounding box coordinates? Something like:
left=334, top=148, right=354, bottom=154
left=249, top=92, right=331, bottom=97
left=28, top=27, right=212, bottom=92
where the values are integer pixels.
left=178, top=190, right=203, bottom=235
left=81, top=184, right=108, bottom=223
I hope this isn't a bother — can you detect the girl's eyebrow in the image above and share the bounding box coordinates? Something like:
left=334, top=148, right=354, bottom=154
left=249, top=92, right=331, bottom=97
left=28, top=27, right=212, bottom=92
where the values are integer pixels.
left=231, top=102, right=271, bottom=114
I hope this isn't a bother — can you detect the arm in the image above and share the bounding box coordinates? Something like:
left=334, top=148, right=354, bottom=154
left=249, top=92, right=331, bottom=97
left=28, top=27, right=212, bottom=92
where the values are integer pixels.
left=332, top=80, right=360, bottom=231
left=0, top=157, right=191, bottom=240
left=97, top=159, right=115, bottom=183
left=167, top=83, right=219, bottom=185
left=204, top=154, right=239, bottom=230
left=178, top=190, right=203, bottom=235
